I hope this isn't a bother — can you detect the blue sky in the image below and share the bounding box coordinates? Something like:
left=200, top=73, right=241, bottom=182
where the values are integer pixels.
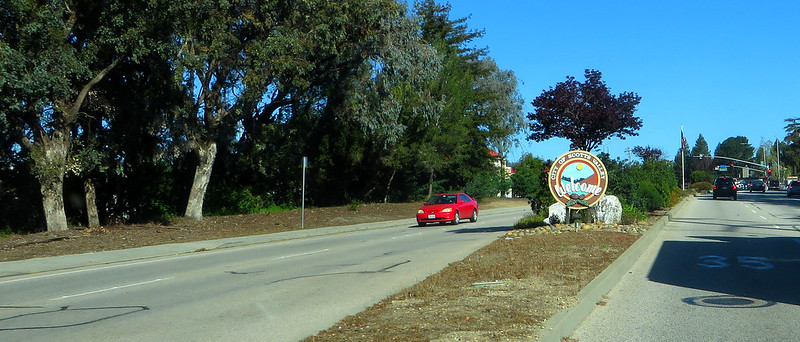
left=447, top=1, right=800, bottom=163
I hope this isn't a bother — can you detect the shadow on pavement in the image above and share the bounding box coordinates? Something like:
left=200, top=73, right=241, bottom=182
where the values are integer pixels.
left=647, top=234, right=800, bottom=306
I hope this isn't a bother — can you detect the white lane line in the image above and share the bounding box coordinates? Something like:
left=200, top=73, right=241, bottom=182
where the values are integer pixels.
left=392, top=232, right=423, bottom=239
left=0, top=258, right=177, bottom=286
left=50, top=277, right=174, bottom=301
left=272, top=249, right=329, bottom=261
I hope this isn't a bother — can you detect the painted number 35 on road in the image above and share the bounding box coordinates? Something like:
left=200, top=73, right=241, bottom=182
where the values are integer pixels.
left=697, top=255, right=775, bottom=270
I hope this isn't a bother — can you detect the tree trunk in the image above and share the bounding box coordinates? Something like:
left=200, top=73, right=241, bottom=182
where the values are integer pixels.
left=40, top=173, right=68, bottom=231
left=383, top=169, right=396, bottom=203
left=34, top=133, right=70, bottom=232
left=427, top=167, right=435, bottom=199
left=184, top=142, right=217, bottom=220
left=84, top=178, right=100, bottom=228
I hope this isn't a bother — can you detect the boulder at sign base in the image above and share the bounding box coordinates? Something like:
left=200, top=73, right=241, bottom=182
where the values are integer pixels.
left=544, top=202, right=567, bottom=225
left=588, top=195, right=622, bottom=224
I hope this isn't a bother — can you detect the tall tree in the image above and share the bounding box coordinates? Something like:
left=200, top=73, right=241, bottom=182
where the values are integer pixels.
left=691, top=134, right=711, bottom=157
left=407, top=0, right=523, bottom=198
left=527, top=69, right=642, bottom=152
left=632, top=146, right=664, bottom=162
left=784, top=118, right=800, bottom=175
left=1, top=0, right=167, bottom=231
left=714, top=136, right=755, bottom=162
left=170, top=0, right=404, bottom=219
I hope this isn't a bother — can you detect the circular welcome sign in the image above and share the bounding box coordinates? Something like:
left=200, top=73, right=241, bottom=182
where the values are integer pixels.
left=548, top=150, right=608, bottom=209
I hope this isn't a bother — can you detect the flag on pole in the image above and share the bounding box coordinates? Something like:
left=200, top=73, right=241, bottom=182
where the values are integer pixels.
left=681, top=126, right=688, bottom=151
left=681, top=125, right=686, bottom=190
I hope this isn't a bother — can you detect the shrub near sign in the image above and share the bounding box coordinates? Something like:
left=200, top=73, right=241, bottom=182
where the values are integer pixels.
left=548, top=150, right=608, bottom=209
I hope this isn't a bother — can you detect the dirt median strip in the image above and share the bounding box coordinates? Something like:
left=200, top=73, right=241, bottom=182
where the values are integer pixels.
left=306, top=199, right=690, bottom=342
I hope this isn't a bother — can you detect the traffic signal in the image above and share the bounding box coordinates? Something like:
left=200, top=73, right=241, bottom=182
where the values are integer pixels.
left=768, top=169, right=772, bottom=177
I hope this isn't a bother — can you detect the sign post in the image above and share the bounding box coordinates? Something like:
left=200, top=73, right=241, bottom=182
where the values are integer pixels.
left=302, top=157, right=307, bottom=229
left=547, top=150, right=609, bottom=224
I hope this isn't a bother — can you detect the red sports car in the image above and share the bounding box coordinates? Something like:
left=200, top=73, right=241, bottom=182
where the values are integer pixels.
left=416, top=193, right=478, bottom=226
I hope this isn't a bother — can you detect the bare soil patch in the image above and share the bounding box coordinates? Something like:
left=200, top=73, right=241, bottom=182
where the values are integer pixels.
left=304, top=230, right=642, bottom=342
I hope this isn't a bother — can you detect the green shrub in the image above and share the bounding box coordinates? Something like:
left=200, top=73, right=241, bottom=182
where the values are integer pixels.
left=206, top=187, right=271, bottom=216
left=510, top=154, right=551, bottom=213
left=669, top=187, right=683, bottom=206
left=636, top=181, right=666, bottom=211
left=691, top=170, right=712, bottom=183
left=621, top=203, right=647, bottom=224
left=691, top=181, right=713, bottom=192
left=513, top=214, right=549, bottom=229
left=348, top=200, right=363, bottom=211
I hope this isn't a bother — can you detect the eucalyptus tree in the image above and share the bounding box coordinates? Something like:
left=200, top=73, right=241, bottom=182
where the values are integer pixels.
left=0, top=0, right=169, bottom=231
left=304, top=11, right=443, bottom=204
left=169, top=0, right=406, bottom=219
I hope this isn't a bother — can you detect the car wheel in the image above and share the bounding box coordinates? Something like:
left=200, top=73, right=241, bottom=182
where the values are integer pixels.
left=418, top=222, right=426, bottom=227
left=713, top=195, right=717, bottom=200
left=451, top=211, right=460, bottom=225
left=469, top=209, right=478, bottom=222
left=733, top=196, right=737, bottom=200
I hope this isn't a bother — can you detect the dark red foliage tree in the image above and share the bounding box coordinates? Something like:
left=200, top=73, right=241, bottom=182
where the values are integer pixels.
left=632, top=145, right=664, bottom=161
left=527, top=69, right=642, bottom=152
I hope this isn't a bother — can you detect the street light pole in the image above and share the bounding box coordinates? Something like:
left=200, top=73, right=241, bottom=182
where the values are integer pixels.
left=776, top=139, right=781, bottom=182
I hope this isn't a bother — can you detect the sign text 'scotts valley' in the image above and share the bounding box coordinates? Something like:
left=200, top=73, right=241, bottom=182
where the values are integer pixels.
left=548, top=150, right=608, bottom=209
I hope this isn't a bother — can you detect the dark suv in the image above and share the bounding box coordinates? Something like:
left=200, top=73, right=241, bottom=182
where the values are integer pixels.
left=713, top=176, right=737, bottom=200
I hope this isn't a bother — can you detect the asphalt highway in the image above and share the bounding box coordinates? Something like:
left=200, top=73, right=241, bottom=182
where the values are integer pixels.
left=570, top=192, right=800, bottom=341
left=0, top=206, right=529, bottom=342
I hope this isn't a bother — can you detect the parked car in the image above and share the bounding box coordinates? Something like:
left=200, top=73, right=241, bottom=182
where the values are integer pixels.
left=787, top=181, right=800, bottom=197
left=713, top=176, right=737, bottom=200
left=416, top=193, right=478, bottom=226
left=749, top=179, right=766, bottom=193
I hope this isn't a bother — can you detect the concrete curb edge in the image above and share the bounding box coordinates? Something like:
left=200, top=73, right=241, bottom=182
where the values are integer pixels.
left=537, top=195, right=694, bottom=341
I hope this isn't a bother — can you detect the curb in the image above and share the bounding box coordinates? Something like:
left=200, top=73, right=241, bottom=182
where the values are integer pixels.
left=536, top=196, right=693, bottom=342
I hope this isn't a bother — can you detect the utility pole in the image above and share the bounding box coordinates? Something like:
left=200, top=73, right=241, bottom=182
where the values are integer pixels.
left=776, top=139, right=781, bottom=182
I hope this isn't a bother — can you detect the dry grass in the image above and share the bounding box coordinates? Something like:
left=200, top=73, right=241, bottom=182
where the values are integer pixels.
left=305, top=230, right=639, bottom=342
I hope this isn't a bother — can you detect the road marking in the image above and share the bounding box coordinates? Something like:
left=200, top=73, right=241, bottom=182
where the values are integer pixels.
left=272, top=249, right=329, bottom=261
left=50, top=277, right=174, bottom=301
left=0, top=257, right=184, bottom=285
left=392, top=232, right=423, bottom=239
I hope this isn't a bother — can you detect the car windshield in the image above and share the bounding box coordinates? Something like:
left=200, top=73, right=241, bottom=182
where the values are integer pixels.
left=428, top=194, right=457, bottom=205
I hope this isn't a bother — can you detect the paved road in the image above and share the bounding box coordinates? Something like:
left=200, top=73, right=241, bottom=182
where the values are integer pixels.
left=570, top=192, right=800, bottom=342
left=0, top=206, right=529, bottom=342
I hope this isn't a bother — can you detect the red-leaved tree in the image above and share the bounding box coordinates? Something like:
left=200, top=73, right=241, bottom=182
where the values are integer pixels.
left=527, top=69, right=642, bottom=152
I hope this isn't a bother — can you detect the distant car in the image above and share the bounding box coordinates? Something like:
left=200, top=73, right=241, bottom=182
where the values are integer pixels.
left=749, top=179, right=766, bottom=193
left=735, top=180, right=749, bottom=191
left=713, top=176, right=737, bottom=200
left=416, top=193, right=478, bottom=226
left=787, top=181, right=800, bottom=197
left=768, top=180, right=781, bottom=191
